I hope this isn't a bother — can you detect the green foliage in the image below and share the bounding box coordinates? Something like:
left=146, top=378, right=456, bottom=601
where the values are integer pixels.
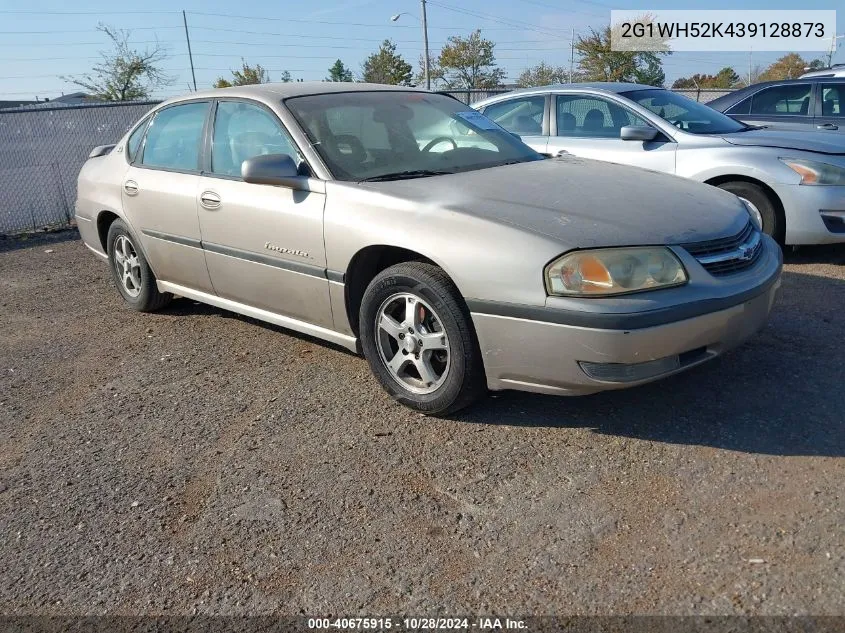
left=63, top=24, right=171, bottom=101
left=436, top=30, right=506, bottom=89
left=326, top=59, right=354, bottom=82
left=361, top=40, right=413, bottom=85
left=516, top=62, right=569, bottom=88
left=214, top=60, right=273, bottom=88
left=575, top=26, right=668, bottom=86
left=672, top=67, right=740, bottom=89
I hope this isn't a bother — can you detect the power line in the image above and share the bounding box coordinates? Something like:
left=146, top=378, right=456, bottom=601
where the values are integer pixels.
left=425, top=1, right=570, bottom=37
left=0, top=10, right=177, bottom=15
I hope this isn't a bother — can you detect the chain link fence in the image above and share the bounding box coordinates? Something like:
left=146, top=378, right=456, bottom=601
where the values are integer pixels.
left=0, top=101, right=159, bottom=234
left=0, top=88, right=735, bottom=235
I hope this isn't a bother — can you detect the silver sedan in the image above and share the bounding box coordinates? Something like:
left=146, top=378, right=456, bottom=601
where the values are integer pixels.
left=476, top=83, right=845, bottom=245
left=76, top=83, right=781, bottom=415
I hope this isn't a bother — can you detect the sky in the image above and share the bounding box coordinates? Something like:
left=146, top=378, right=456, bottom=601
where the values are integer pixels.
left=1, top=0, right=843, bottom=101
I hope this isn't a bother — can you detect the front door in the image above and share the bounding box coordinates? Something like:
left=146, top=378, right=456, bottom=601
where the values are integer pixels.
left=122, top=100, right=214, bottom=293
left=197, top=99, right=332, bottom=328
left=546, top=94, right=676, bottom=174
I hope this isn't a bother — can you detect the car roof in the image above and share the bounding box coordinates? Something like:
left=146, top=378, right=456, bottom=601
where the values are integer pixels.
left=490, top=82, right=660, bottom=97
left=157, top=81, right=428, bottom=108
left=707, top=76, right=845, bottom=110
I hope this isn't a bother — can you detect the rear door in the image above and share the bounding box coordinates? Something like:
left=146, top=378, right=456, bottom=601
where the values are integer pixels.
left=813, top=83, right=845, bottom=132
left=478, top=94, right=549, bottom=154
left=728, top=83, right=814, bottom=131
left=546, top=93, right=676, bottom=174
left=122, top=100, right=214, bottom=293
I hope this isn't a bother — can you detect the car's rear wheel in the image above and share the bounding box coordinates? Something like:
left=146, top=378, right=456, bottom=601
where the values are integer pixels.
left=717, top=181, right=784, bottom=243
left=106, top=219, right=172, bottom=312
left=359, top=262, right=486, bottom=416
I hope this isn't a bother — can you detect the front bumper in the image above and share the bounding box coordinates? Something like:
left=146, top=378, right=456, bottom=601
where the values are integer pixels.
left=471, top=240, right=782, bottom=396
left=772, top=182, right=845, bottom=245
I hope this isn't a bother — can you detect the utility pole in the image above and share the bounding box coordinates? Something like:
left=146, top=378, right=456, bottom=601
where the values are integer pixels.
left=748, top=48, right=752, bottom=86
left=569, top=27, right=575, bottom=83
left=421, top=0, right=430, bottom=90
left=182, top=10, right=197, bottom=92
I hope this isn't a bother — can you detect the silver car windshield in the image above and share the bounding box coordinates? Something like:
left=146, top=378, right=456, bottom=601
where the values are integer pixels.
left=285, top=91, right=543, bottom=181
left=622, top=89, right=748, bottom=135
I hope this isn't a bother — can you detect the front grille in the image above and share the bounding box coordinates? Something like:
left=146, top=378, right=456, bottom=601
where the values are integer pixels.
left=683, top=221, right=763, bottom=276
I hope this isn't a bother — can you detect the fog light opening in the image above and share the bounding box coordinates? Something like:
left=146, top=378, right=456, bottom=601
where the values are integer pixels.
left=579, top=355, right=681, bottom=383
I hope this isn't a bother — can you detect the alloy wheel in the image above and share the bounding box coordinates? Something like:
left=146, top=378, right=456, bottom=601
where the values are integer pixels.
left=375, top=292, right=450, bottom=395
left=113, top=234, right=142, bottom=298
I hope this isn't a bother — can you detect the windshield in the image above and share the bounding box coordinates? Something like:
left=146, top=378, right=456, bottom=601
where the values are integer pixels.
left=621, top=89, right=747, bottom=135
left=285, top=91, right=543, bottom=181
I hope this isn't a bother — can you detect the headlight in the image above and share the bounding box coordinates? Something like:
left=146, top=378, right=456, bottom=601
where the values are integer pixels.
left=546, top=247, right=687, bottom=297
left=780, top=158, right=845, bottom=185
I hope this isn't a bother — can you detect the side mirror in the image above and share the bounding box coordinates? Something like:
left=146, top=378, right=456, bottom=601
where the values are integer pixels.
left=241, top=153, right=303, bottom=188
left=620, top=125, right=659, bottom=142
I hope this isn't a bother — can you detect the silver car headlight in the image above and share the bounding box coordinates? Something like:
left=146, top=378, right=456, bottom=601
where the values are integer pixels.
left=780, top=158, right=845, bottom=185
left=546, top=247, right=687, bottom=297
left=739, top=198, right=763, bottom=231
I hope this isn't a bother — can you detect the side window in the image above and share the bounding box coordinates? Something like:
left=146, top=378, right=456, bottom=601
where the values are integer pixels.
left=126, top=117, right=149, bottom=163
left=821, top=85, right=844, bottom=117
left=141, top=102, right=209, bottom=171
left=482, top=96, right=545, bottom=136
left=726, top=97, right=751, bottom=115
left=750, top=84, right=812, bottom=115
left=211, top=101, right=301, bottom=177
left=556, top=95, right=648, bottom=138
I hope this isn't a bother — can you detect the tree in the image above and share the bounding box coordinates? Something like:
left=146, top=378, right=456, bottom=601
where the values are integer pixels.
left=672, top=67, right=740, bottom=89
left=214, top=60, right=273, bottom=88
left=63, top=24, right=170, bottom=101
left=326, top=59, right=354, bottom=82
left=759, top=53, right=824, bottom=81
left=575, top=26, right=668, bottom=86
left=416, top=54, right=445, bottom=88
left=436, top=30, right=506, bottom=89
left=516, top=62, right=568, bottom=88
left=361, top=40, right=413, bottom=85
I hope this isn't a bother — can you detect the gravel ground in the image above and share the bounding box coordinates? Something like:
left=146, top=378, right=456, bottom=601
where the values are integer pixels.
left=0, top=230, right=843, bottom=616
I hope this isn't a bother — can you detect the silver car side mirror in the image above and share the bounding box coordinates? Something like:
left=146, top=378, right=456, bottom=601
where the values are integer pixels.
left=620, top=126, right=659, bottom=142
left=242, top=154, right=303, bottom=189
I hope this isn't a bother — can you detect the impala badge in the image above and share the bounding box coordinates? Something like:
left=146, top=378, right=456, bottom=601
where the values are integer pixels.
left=265, top=242, right=310, bottom=259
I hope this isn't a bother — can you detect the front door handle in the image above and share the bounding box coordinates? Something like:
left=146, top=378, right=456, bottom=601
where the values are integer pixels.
left=123, top=180, right=139, bottom=196
left=817, top=123, right=839, bottom=130
left=200, top=190, right=221, bottom=209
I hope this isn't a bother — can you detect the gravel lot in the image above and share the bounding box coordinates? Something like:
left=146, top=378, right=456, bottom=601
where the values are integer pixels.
left=1, top=230, right=843, bottom=616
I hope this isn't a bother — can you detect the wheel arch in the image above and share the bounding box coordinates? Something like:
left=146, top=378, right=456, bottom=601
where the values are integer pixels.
left=96, top=210, right=121, bottom=253
left=344, top=244, right=457, bottom=337
left=703, top=174, right=786, bottom=239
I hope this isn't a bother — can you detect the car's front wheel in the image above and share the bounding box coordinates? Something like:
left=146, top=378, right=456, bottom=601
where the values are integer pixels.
left=717, top=181, right=784, bottom=243
left=106, top=219, right=172, bottom=312
left=359, top=262, right=486, bottom=416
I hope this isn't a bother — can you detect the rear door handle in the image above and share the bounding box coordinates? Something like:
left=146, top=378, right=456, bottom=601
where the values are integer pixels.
left=817, top=123, right=839, bottom=130
left=123, top=180, right=139, bottom=196
left=200, top=190, right=221, bottom=209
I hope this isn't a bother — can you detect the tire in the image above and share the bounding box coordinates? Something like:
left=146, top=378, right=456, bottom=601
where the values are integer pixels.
left=359, top=262, right=486, bottom=416
left=106, top=219, right=172, bottom=312
left=717, top=181, right=784, bottom=243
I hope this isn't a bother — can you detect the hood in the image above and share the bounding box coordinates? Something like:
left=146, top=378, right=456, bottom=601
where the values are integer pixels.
left=359, top=157, right=748, bottom=249
left=721, top=128, right=845, bottom=155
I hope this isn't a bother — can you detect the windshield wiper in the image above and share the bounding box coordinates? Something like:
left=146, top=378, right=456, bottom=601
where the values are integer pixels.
left=359, top=169, right=454, bottom=182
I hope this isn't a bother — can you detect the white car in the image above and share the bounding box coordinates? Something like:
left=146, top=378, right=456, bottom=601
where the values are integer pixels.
left=475, top=83, right=845, bottom=245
